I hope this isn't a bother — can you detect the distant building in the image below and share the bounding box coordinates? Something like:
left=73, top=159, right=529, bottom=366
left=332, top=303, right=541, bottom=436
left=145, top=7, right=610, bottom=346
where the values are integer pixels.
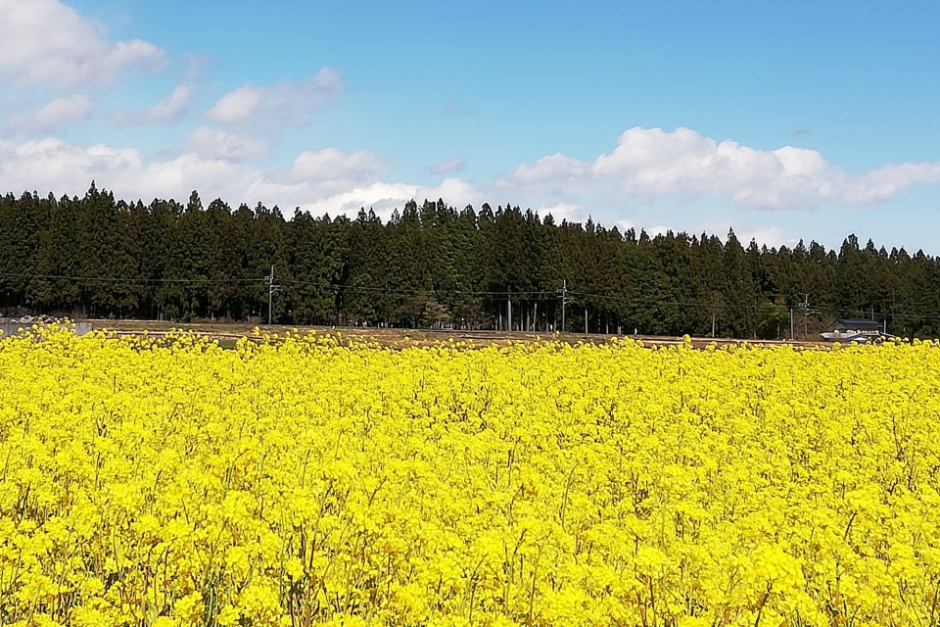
left=821, top=318, right=890, bottom=343
left=0, top=316, right=92, bottom=338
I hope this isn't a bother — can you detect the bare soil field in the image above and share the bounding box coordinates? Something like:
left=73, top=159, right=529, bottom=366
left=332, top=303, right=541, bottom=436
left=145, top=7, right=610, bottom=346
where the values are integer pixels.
left=82, top=319, right=826, bottom=350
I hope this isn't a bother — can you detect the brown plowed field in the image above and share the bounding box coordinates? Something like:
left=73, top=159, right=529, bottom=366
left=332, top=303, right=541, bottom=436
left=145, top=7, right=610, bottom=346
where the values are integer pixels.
left=83, top=319, right=828, bottom=349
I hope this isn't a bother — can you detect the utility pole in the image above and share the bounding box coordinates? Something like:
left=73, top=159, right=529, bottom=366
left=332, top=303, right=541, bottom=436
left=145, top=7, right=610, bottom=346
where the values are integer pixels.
left=585, top=306, right=588, bottom=334
left=265, top=265, right=280, bottom=325
left=711, top=313, right=717, bottom=338
left=507, top=290, right=512, bottom=332
left=800, top=293, right=809, bottom=339
left=559, top=279, right=567, bottom=333
left=789, top=307, right=794, bottom=340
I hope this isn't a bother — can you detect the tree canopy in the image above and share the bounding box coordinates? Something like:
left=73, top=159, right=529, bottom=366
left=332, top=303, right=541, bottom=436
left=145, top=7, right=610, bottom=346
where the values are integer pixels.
left=2, top=185, right=939, bottom=338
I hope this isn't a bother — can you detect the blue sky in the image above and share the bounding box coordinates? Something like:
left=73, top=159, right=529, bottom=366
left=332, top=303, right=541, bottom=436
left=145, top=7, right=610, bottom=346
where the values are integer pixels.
left=1, top=0, right=939, bottom=252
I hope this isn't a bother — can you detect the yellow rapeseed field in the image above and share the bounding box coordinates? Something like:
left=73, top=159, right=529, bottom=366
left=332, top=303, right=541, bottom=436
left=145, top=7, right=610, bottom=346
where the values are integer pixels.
left=1, top=326, right=939, bottom=627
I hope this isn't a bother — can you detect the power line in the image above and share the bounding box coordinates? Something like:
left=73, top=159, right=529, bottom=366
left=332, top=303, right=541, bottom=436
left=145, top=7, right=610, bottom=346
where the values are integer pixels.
left=0, top=272, right=264, bottom=284
left=4, top=270, right=940, bottom=323
left=278, top=279, right=560, bottom=298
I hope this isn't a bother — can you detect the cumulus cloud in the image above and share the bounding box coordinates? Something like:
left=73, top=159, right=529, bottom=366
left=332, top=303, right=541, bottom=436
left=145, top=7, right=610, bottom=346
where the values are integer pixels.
left=0, top=137, right=479, bottom=220
left=204, top=69, right=344, bottom=127
left=425, top=157, right=466, bottom=176
left=184, top=126, right=269, bottom=161
left=8, top=94, right=94, bottom=133
left=114, top=84, right=195, bottom=127
left=0, top=0, right=165, bottom=88
left=496, top=126, right=940, bottom=210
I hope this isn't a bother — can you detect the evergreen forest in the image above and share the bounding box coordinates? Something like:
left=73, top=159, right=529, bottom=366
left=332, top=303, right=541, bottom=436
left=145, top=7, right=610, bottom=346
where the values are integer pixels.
left=2, top=185, right=940, bottom=339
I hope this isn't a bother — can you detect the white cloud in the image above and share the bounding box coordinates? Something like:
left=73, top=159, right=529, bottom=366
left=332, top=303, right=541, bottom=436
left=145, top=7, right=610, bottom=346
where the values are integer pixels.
left=503, top=153, right=590, bottom=190
left=277, top=147, right=390, bottom=201
left=425, top=157, right=466, bottom=176
left=8, top=94, right=94, bottom=133
left=205, top=86, right=262, bottom=125
left=298, top=178, right=481, bottom=219
left=204, top=69, right=344, bottom=127
left=646, top=225, right=672, bottom=238
left=288, top=147, right=387, bottom=182
left=496, top=126, right=940, bottom=210
left=0, top=0, right=164, bottom=88
left=0, top=137, right=479, bottom=220
left=694, top=220, right=796, bottom=249
left=184, top=126, right=269, bottom=161
left=0, top=138, right=146, bottom=195
left=735, top=226, right=795, bottom=249
left=114, top=84, right=195, bottom=127
left=532, top=202, right=585, bottom=223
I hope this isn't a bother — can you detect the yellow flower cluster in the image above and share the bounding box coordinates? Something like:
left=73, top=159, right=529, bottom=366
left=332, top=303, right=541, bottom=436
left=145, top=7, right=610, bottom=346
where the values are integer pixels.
left=1, top=326, right=939, bottom=626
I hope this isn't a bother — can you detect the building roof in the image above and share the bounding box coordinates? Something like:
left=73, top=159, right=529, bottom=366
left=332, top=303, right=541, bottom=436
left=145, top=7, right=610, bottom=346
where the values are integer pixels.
left=833, top=318, right=881, bottom=330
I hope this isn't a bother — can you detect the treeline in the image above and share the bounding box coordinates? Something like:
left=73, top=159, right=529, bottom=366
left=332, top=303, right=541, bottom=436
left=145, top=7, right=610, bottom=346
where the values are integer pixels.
left=2, top=184, right=940, bottom=338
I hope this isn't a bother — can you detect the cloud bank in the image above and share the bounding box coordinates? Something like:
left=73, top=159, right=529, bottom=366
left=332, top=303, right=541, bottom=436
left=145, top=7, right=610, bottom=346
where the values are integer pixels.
left=496, top=127, right=940, bottom=210
left=0, top=138, right=480, bottom=219
left=1, top=127, right=938, bottom=233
